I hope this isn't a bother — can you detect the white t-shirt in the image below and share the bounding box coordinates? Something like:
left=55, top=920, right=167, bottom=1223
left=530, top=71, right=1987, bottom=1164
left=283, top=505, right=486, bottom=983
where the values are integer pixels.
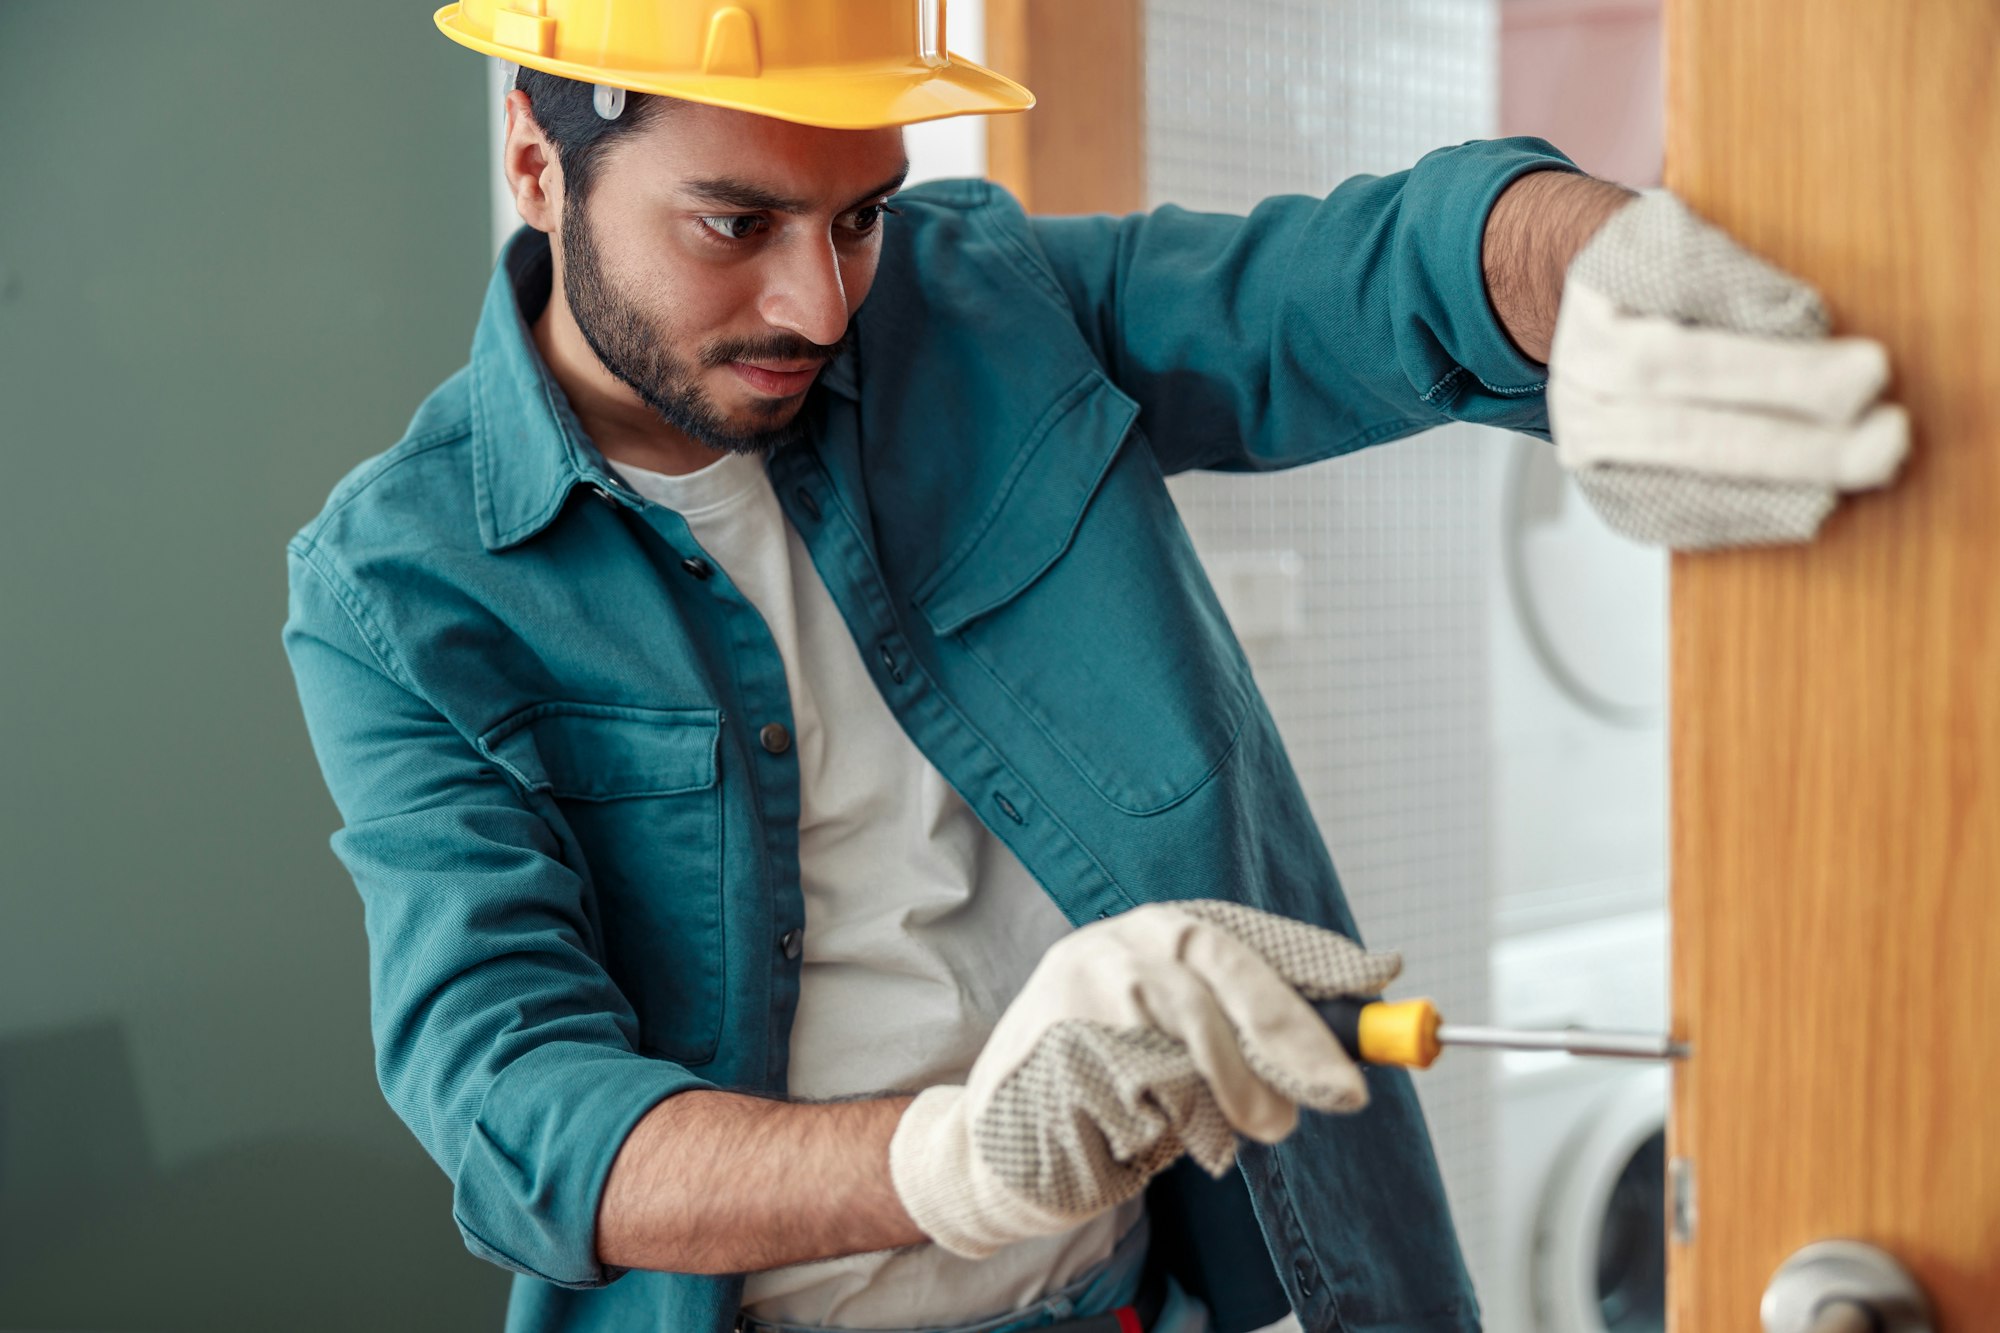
left=608, top=451, right=1141, bottom=1329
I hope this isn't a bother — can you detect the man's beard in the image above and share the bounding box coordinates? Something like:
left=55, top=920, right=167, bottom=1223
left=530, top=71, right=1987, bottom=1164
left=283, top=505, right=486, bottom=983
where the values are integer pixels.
left=560, top=202, right=852, bottom=457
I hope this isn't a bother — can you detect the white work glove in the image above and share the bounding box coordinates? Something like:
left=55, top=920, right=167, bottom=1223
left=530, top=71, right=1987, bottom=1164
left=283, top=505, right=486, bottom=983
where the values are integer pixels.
left=1549, top=190, right=1910, bottom=548
left=888, top=899, right=1401, bottom=1259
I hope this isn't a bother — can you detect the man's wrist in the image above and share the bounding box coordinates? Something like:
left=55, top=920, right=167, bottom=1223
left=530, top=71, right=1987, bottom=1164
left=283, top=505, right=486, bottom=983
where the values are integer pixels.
left=1482, top=169, right=1639, bottom=365
left=594, top=1088, right=926, bottom=1275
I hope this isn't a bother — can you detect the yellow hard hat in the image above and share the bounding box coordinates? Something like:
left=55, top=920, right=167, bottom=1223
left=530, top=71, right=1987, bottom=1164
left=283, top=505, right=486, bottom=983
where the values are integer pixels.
left=435, top=0, right=1035, bottom=130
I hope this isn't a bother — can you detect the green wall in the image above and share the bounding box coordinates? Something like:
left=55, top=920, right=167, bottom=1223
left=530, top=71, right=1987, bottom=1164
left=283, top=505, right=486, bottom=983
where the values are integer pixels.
left=1, top=2, right=511, bottom=1326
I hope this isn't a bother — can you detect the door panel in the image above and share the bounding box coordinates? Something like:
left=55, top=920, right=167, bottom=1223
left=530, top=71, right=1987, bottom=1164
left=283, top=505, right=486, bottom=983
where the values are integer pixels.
left=1666, top=1, right=2000, bottom=1327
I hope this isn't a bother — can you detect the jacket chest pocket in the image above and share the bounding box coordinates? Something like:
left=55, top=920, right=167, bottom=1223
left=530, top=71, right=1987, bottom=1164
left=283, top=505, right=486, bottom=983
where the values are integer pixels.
left=913, top=370, right=1252, bottom=815
left=477, top=703, right=725, bottom=1066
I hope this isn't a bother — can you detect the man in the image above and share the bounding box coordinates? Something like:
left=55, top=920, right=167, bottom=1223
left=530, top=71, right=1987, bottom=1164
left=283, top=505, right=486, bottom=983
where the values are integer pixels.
left=282, top=3, right=1904, bottom=1331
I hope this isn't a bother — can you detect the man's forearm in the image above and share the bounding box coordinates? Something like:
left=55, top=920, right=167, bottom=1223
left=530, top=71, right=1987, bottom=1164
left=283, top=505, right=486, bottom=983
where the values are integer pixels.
left=1482, top=169, right=1639, bottom=365
left=595, top=1088, right=925, bottom=1274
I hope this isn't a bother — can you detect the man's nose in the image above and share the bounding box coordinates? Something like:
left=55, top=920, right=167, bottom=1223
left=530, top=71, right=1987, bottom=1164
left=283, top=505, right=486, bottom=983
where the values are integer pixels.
left=757, top=233, right=850, bottom=350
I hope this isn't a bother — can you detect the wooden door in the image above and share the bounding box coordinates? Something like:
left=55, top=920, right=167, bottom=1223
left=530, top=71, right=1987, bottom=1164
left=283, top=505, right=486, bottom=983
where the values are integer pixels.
left=1666, top=1, right=2000, bottom=1328
left=983, top=0, right=1144, bottom=214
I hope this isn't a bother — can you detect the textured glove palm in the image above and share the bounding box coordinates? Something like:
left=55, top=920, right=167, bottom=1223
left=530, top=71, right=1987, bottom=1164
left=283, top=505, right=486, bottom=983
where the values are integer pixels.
left=888, top=899, right=1400, bottom=1259
left=1550, top=190, right=1910, bottom=548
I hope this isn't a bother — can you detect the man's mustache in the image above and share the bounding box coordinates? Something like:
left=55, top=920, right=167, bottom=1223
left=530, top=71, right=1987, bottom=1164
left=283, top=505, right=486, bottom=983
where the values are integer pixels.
left=701, top=325, right=856, bottom=370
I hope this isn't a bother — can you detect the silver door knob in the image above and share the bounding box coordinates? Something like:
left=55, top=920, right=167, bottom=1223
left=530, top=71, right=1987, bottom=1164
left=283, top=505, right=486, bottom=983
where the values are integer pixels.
left=1761, top=1240, right=1933, bottom=1333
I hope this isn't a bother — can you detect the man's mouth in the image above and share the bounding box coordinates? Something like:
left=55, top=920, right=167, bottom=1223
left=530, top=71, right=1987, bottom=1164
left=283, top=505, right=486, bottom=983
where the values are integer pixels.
left=728, top=360, right=824, bottom=398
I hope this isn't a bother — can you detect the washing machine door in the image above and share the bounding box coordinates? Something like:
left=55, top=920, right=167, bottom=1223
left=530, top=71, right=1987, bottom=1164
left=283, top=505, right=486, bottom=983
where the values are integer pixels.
left=1532, top=1067, right=1668, bottom=1333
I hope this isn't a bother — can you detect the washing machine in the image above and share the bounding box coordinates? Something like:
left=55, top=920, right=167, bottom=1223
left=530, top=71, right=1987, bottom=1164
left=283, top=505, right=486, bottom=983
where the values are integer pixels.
left=1484, top=909, right=1670, bottom=1333
left=1476, top=418, right=1670, bottom=1333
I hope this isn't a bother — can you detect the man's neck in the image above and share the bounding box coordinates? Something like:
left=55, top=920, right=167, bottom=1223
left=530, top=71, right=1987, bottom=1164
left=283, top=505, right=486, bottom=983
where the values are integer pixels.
left=530, top=289, right=726, bottom=478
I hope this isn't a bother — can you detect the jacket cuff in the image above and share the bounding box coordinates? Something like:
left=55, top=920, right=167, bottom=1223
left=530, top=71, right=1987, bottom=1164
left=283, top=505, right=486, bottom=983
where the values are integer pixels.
left=1394, top=135, right=1583, bottom=438
left=452, top=1041, right=717, bottom=1289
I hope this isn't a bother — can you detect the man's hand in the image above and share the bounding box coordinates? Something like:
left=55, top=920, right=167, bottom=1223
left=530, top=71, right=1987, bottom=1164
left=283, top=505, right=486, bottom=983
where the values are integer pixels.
left=888, top=900, right=1400, bottom=1259
left=1548, top=191, right=1911, bottom=548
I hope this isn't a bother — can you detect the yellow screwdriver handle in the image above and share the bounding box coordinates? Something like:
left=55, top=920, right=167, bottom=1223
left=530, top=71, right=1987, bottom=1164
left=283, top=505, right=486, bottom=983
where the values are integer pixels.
left=1356, top=998, right=1444, bottom=1069
left=1314, top=995, right=1446, bottom=1069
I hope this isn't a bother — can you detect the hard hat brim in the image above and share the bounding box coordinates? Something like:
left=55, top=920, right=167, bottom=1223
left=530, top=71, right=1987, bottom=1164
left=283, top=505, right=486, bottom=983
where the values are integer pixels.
left=437, top=6, right=1035, bottom=130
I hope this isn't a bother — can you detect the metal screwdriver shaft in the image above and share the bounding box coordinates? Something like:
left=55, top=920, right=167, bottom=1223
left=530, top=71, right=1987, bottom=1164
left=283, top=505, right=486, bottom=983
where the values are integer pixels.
left=1312, top=996, right=1688, bottom=1069
left=1433, top=1022, right=1688, bottom=1062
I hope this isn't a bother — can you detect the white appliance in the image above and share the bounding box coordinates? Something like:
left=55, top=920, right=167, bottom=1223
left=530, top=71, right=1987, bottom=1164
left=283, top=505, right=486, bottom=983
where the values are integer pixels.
left=1479, top=397, right=1670, bottom=1332
left=1485, top=909, right=1670, bottom=1333
left=1471, top=164, right=1675, bottom=1313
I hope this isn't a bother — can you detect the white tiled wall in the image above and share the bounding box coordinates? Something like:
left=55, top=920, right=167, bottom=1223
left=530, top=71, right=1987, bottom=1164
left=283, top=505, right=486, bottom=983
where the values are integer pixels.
left=1145, top=0, right=1504, bottom=1298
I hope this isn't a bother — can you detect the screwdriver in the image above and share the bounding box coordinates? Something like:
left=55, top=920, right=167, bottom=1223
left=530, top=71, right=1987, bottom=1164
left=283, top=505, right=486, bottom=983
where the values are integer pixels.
left=1312, top=996, right=1689, bottom=1069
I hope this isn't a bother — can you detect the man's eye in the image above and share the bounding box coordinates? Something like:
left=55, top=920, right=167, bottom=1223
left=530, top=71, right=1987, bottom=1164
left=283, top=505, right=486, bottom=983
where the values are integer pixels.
left=700, top=215, right=765, bottom=241
left=844, top=201, right=908, bottom=235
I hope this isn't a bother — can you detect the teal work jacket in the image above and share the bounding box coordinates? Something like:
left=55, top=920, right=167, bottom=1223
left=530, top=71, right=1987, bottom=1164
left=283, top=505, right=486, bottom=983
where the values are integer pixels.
left=282, top=136, right=1576, bottom=1333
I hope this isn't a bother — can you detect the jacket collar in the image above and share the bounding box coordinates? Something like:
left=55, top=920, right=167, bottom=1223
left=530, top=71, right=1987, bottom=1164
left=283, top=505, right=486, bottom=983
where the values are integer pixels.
left=469, top=227, right=858, bottom=553
left=470, top=228, right=620, bottom=551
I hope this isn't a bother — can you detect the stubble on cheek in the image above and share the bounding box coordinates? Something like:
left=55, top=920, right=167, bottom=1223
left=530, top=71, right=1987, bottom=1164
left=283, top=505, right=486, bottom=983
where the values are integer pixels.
left=561, top=201, right=838, bottom=454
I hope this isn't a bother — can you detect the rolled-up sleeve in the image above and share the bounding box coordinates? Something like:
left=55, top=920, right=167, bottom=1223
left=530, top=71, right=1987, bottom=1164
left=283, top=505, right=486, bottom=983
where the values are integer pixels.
left=1024, top=136, right=1581, bottom=473
left=282, top=539, right=714, bottom=1289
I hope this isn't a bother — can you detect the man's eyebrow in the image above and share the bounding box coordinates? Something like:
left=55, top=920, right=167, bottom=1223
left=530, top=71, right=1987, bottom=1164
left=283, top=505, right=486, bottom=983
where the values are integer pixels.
left=681, top=163, right=910, bottom=215
left=682, top=177, right=809, bottom=213
left=846, top=164, right=910, bottom=212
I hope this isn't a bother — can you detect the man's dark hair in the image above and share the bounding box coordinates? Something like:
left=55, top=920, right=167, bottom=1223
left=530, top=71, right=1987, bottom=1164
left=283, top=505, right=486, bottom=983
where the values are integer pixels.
left=513, top=66, right=672, bottom=204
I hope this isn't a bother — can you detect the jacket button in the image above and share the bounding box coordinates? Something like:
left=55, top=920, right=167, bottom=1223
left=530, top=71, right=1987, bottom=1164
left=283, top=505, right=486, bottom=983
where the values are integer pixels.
left=760, top=722, right=792, bottom=755
left=681, top=556, right=712, bottom=580
left=1294, top=1257, right=1315, bottom=1297
left=779, top=928, right=803, bottom=960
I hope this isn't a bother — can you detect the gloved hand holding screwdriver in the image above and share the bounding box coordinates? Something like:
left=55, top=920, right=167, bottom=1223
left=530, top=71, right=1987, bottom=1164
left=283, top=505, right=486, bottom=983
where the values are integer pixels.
left=890, top=900, right=1402, bottom=1258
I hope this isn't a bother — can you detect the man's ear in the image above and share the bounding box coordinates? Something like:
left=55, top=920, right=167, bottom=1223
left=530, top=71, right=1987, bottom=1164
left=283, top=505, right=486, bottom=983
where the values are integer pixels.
left=501, top=89, right=563, bottom=235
